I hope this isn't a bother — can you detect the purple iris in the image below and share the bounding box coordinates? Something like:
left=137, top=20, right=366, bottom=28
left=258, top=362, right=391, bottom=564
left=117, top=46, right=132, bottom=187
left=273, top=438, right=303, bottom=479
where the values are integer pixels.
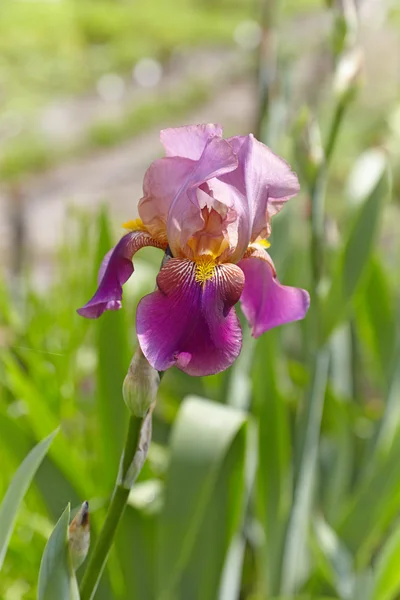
left=78, top=124, right=310, bottom=376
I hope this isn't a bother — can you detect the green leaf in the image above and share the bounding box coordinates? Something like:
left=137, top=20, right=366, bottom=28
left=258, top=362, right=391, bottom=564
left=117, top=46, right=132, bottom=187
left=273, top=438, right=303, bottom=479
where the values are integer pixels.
left=114, top=480, right=163, bottom=600
left=0, top=414, right=80, bottom=521
left=280, top=349, right=330, bottom=595
left=338, top=430, right=400, bottom=564
left=320, top=156, right=389, bottom=343
left=37, top=504, right=80, bottom=600
left=157, top=396, right=250, bottom=600
left=373, top=518, right=400, bottom=600
left=358, top=256, right=396, bottom=379
left=95, top=208, right=130, bottom=489
left=252, top=330, right=292, bottom=596
left=0, top=429, right=58, bottom=570
left=313, top=516, right=355, bottom=599
left=1, top=352, right=93, bottom=499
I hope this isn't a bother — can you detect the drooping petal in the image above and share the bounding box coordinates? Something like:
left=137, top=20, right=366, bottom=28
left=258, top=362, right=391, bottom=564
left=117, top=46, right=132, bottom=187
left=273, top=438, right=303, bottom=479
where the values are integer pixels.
left=238, top=251, right=310, bottom=337
left=136, top=258, right=244, bottom=376
left=77, top=231, right=166, bottom=319
left=166, top=136, right=238, bottom=256
left=160, top=123, right=223, bottom=159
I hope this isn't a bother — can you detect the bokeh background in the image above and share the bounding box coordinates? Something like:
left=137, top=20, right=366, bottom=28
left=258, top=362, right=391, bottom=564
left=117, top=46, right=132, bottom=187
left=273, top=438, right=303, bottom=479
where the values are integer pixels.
left=1, top=0, right=400, bottom=599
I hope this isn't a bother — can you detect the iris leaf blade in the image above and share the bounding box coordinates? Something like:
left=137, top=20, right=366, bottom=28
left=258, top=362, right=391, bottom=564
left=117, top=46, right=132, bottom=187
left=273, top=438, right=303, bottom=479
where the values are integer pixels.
left=320, top=158, right=389, bottom=343
left=37, top=504, right=80, bottom=600
left=95, top=208, right=130, bottom=489
left=0, top=429, right=58, bottom=570
left=156, top=396, right=249, bottom=600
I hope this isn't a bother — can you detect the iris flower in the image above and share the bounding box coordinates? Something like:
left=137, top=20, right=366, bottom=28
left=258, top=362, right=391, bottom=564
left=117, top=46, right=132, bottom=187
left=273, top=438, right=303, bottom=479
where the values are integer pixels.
left=78, top=124, right=309, bottom=376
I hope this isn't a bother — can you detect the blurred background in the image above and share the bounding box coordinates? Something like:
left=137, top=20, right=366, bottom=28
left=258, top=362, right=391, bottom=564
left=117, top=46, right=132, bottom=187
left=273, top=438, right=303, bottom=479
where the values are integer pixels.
left=1, top=0, right=400, bottom=599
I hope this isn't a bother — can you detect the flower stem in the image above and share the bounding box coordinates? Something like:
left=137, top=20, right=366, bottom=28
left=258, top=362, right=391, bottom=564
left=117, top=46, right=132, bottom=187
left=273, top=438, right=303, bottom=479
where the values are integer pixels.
left=79, top=415, right=143, bottom=600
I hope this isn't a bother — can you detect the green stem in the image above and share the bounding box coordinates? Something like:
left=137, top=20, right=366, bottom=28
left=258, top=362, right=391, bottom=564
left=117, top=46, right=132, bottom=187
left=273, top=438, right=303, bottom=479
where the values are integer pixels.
left=80, top=416, right=143, bottom=600
left=309, top=95, right=348, bottom=323
left=324, top=96, right=347, bottom=167
left=255, top=0, right=279, bottom=141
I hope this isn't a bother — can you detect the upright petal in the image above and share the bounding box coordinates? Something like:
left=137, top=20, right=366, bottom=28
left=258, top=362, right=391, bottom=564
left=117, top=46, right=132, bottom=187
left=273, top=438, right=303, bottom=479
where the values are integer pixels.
left=139, top=156, right=195, bottom=240
left=136, top=258, right=244, bottom=376
left=160, top=124, right=223, bottom=159
left=166, top=136, right=238, bottom=256
left=77, top=231, right=166, bottom=319
left=238, top=251, right=309, bottom=337
left=222, top=135, right=300, bottom=245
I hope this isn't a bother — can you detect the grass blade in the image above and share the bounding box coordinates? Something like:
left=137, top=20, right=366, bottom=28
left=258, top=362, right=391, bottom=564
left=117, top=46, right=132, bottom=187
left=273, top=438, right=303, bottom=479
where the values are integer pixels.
left=373, top=518, right=400, bottom=600
left=280, top=348, right=330, bottom=594
left=0, top=429, right=58, bottom=570
left=38, top=504, right=80, bottom=600
left=320, top=155, right=389, bottom=343
left=157, top=396, right=249, bottom=600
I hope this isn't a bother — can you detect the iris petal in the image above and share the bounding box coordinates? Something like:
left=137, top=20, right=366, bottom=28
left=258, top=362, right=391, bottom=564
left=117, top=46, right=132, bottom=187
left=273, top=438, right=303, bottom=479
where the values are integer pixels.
left=77, top=231, right=166, bottom=319
left=238, top=251, right=310, bottom=337
left=160, top=123, right=223, bottom=159
left=136, top=258, right=244, bottom=376
left=166, top=136, right=238, bottom=256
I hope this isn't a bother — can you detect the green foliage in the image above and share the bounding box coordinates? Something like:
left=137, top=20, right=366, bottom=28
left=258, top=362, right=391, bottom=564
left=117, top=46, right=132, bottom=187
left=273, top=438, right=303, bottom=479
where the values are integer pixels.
left=37, top=505, right=80, bottom=600
left=320, top=155, right=389, bottom=343
left=0, top=431, right=57, bottom=570
left=157, top=396, right=250, bottom=600
left=1, top=1, right=400, bottom=599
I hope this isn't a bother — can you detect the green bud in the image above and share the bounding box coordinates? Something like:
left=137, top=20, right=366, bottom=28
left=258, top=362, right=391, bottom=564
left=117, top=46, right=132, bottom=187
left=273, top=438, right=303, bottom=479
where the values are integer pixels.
left=123, top=348, right=160, bottom=417
left=68, top=501, right=90, bottom=571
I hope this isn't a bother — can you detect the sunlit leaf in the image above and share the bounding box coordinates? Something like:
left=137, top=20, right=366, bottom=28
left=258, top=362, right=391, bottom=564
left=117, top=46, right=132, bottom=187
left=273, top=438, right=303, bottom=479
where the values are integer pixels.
left=252, top=330, right=292, bottom=596
left=38, top=504, right=80, bottom=600
left=339, top=430, right=400, bottom=564
left=0, top=429, right=58, bottom=570
left=95, top=208, right=130, bottom=489
left=280, top=349, right=330, bottom=594
left=320, top=155, right=389, bottom=343
left=313, top=516, right=354, bottom=599
left=373, top=517, right=400, bottom=600
left=157, top=396, right=250, bottom=600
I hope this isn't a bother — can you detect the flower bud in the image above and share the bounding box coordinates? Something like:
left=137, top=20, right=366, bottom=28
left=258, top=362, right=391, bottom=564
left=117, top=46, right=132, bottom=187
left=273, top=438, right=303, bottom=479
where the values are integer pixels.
left=123, top=347, right=160, bottom=417
left=68, top=501, right=90, bottom=571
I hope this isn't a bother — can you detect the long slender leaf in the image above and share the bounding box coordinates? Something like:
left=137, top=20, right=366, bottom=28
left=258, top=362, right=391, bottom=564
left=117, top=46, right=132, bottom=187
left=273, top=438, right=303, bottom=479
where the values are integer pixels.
left=358, top=256, right=396, bottom=379
left=338, top=430, right=400, bottom=564
left=0, top=429, right=58, bottom=570
left=320, top=156, right=388, bottom=343
left=280, top=348, right=330, bottom=595
left=38, top=504, right=80, bottom=600
left=313, top=516, right=355, bottom=599
left=114, top=480, right=163, bottom=600
left=157, top=396, right=250, bottom=600
left=373, top=518, right=400, bottom=600
left=0, top=414, right=80, bottom=520
left=252, top=330, right=292, bottom=596
left=95, top=208, right=130, bottom=489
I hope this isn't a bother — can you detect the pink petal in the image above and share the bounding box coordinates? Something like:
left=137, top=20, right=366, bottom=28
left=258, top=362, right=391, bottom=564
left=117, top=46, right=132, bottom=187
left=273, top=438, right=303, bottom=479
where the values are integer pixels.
left=77, top=231, right=165, bottom=319
left=205, top=176, right=250, bottom=263
left=166, top=136, right=238, bottom=256
left=139, top=156, right=195, bottom=240
left=136, top=258, right=244, bottom=376
left=160, top=123, right=223, bottom=159
left=238, top=253, right=310, bottom=337
left=223, top=135, right=300, bottom=243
